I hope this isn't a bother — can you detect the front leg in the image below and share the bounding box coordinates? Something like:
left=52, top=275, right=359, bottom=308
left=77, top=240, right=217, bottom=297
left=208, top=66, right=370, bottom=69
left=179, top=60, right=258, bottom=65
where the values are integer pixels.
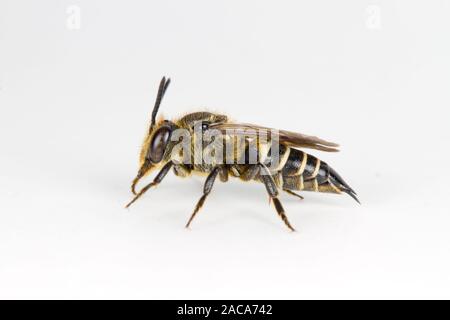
left=125, top=161, right=173, bottom=208
left=185, top=167, right=221, bottom=228
left=173, top=164, right=192, bottom=178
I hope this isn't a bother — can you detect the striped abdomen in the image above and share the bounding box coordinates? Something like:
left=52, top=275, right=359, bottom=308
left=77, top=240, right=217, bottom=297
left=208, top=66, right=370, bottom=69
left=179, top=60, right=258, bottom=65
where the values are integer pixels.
left=275, top=146, right=358, bottom=202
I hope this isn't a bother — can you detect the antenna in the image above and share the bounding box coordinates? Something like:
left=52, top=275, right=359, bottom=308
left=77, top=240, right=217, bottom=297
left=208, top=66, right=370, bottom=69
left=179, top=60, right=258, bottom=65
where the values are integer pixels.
left=150, top=76, right=171, bottom=131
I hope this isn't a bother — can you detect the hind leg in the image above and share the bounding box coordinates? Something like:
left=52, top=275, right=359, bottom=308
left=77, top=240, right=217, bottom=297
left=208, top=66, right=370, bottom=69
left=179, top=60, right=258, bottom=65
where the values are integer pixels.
left=283, top=189, right=304, bottom=200
left=259, top=165, right=295, bottom=231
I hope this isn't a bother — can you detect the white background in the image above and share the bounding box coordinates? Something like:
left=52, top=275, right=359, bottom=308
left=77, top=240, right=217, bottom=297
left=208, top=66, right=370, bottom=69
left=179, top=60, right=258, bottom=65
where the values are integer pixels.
left=1, top=0, right=450, bottom=299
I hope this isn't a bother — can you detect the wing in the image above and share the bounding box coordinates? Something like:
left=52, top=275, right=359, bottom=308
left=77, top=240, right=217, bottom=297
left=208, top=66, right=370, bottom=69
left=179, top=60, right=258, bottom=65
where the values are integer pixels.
left=209, top=122, right=339, bottom=152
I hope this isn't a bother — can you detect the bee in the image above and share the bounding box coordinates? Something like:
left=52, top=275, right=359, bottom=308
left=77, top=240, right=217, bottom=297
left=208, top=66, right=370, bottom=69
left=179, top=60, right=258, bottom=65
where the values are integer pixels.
left=126, top=77, right=359, bottom=231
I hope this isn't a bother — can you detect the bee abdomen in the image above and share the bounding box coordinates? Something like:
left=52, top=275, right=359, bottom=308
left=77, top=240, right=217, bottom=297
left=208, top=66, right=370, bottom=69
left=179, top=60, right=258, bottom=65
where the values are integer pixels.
left=279, top=148, right=358, bottom=202
left=280, top=148, right=304, bottom=176
left=280, top=148, right=315, bottom=178
left=280, top=148, right=319, bottom=191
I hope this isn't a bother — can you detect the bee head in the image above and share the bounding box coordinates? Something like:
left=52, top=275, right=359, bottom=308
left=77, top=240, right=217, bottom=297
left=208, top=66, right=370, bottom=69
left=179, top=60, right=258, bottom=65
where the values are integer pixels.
left=131, top=77, right=172, bottom=194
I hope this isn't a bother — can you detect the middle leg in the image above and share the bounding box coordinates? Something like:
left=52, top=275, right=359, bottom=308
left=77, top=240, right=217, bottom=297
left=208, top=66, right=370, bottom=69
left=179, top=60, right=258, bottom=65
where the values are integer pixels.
left=185, top=166, right=221, bottom=228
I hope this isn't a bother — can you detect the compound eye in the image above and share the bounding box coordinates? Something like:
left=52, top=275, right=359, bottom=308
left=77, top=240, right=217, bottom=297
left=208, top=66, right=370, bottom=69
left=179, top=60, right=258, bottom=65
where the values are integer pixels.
left=148, top=126, right=171, bottom=163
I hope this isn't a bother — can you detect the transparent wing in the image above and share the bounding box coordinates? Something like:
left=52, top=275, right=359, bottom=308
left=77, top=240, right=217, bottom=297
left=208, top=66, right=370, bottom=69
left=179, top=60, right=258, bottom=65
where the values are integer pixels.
left=209, top=122, right=339, bottom=152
